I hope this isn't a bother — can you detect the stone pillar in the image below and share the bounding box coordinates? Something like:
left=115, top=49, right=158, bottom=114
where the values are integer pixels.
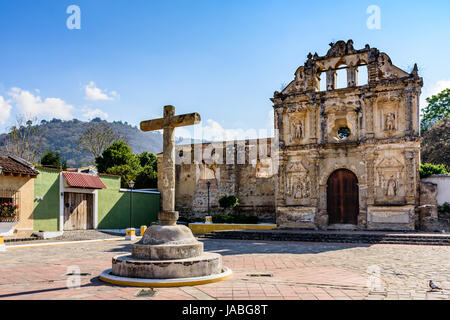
left=405, top=89, right=413, bottom=136
left=365, top=151, right=376, bottom=206
left=308, top=152, right=320, bottom=204
left=309, top=105, right=318, bottom=144
left=347, top=66, right=358, bottom=87
left=160, top=106, right=178, bottom=225
left=419, top=181, right=439, bottom=231
left=363, top=96, right=375, bottom=138
left=404, top=150, right=416, bottom=205
left=326, top=70, right=336, bottom=91
left=320, top=101, right=327, bottom=144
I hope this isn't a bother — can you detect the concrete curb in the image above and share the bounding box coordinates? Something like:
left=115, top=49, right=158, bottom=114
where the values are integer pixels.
left=99, top=267, right=233, bottom=287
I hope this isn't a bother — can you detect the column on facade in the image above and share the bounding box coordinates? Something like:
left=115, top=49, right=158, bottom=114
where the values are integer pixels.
left=403, top=150, right=417, bottom=204
left=308, top=105, right=318, bottom=144
left=363, top=96, right=376, bottom=138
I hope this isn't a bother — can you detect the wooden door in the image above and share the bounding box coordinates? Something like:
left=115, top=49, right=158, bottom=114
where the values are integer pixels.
left=63, top=193, right=94, bottom=230
left=327, top=169, right=359, bottom=225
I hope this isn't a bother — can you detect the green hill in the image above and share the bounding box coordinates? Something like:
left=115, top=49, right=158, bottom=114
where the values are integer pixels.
left=0, top=118, right=164, bottom=167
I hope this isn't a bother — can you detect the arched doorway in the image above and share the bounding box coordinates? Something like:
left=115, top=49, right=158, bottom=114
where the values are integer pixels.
left=327, top=169, right=359, bottom=225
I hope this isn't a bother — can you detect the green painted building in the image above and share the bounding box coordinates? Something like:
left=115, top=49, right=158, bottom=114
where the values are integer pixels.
left=33, top=167, right=160, bottom=232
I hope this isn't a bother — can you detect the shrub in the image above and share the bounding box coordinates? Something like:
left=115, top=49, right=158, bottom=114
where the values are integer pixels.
left=438, top=202, right=450, bottom=216
left=218, top=195, right=239, bottom=209
left=419, top=163, right=448, bottom=178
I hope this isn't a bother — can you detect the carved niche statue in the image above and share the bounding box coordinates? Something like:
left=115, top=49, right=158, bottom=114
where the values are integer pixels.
left=286, top=160, right=310, bottom=201
left=386, top=175, right=397, bottom=197
left=385, top=112, right=396, bottom=131
left=291, top=121, right=303, bottom=140
left=288, top=175, right=310, bottom=199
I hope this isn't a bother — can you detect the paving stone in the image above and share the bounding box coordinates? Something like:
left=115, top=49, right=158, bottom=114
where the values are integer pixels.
left=0, top=238, right=449, bottom=300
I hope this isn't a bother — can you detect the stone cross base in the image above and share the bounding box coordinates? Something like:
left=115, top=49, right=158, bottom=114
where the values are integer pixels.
left=159, top=211, right=179, bottom=226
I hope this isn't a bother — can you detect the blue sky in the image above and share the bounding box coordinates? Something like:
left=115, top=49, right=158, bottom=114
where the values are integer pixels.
left=0, top=0, right=449, bottom=140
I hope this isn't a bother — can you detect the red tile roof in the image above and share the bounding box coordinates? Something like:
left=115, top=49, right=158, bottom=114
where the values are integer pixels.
left=62, top=172, right=107, bottom=189
left=0, top=156, right=39, bottom=176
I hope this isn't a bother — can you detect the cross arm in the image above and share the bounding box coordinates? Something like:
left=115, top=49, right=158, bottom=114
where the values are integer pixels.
left=140, top=112, right=201, bottom=132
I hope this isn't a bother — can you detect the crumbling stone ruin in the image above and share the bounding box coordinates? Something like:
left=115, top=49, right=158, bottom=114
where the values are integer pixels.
left=160, top=40, right=425, bottom=230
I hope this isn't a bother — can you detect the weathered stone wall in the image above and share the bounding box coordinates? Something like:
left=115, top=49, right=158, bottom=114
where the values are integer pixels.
left=421, top=175, right=450, bottom=205
left=158, top=139, right=277, bottom=222
left=159, top=40, right=425, bottom=231
left=419, top=181, right=439, bottom=231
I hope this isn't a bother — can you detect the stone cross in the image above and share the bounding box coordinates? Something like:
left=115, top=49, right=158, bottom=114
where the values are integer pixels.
left=140, top=105, right=201, bottom=225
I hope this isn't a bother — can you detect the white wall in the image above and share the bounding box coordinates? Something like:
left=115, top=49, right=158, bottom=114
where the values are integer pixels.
left=422, top=175, right=450, bottom=205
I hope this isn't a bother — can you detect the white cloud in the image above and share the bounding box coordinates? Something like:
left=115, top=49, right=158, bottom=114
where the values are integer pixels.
left=0, top=96, right=12, bottom=125
left=421, top=79, right=450, bottom=109
left=429, top=80, right=450, bottom=96
left=8, top=87, right=74, bottom=120
left=85, top=81, right=117, bottom=101
left=176, top=117, right=274, bottom=143
left=81, top=107, right=109, bottom=120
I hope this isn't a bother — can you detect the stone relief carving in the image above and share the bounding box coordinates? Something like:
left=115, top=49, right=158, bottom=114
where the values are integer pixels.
left=325, top=40, right=355, bottom=58
left=377, top=53, right=395, bottom=79
left=385, top=112, right=396, bottom=131
left=291, top=121, right=303, bottom=139
left=256, top=158, right=273, bottom=178
left=386, top=175, right=397, bottom=197
left=375, top=156, right=404, bottom=199
left=285, top=161, right=310, bottom=201
left=288, top=111, right=307, bottom=143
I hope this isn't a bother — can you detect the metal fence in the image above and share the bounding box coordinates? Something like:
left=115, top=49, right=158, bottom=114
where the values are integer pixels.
left=0, top=189, right=20, bottom=222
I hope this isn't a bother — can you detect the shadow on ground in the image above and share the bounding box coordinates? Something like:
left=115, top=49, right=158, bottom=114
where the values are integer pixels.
left=201, top=238, right=370, bottom=256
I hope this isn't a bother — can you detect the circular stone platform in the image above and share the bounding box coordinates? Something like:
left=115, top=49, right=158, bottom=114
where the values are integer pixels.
left=100, top=267, right=232, bottom=287
left=111, top=252, right=223, bottom=279
left=131, top=242, right=203, bottom=260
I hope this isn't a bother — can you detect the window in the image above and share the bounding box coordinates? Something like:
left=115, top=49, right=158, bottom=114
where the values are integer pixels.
left=0, top=190, right=20, bottom=222
left=337, top=127, right=351, bottom=140
left=336, top=66, right=348, bottom=89
left=358, top=65, right=368, bottom=85
left=319, top=71, right=327, bottom=91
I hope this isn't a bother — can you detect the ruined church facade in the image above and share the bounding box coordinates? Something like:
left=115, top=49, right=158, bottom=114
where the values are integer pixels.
left=163, top=40, right=423, bottom=230
left=273, top=40, right=422, bottom=230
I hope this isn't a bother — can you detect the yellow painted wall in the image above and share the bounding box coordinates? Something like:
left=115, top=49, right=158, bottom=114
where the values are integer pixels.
left=0, top=175, right=35, bottom=237
left=189, top=223, right=277, bottom=235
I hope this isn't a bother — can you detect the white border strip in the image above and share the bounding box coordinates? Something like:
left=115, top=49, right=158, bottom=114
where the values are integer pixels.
left=6, top=237, right=129, bottom=249
left=99, top=267, right=232, bottom=285
left=119, top=188, right=160, bottom=194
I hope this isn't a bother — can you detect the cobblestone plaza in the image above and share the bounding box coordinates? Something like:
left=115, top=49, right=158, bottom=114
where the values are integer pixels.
left=0, top=237, right=448, bottom=300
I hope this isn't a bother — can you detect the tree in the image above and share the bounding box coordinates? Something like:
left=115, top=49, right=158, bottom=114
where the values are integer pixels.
left=138, top=151, right=157, bottom=170
left=41, top=151, right=62, bottom=169
left=95, top=141, right=158, bottom=188
left=78, top=121, right=127, bottom=162
left=106, top=164, right=137, bottom=188
left=419, top=163, right=448, bottom=178
left=421, top=88, right=450, bottom=132
left=421, top=118, right=450, bottom=168
left=0, top=115, right=45, bottom=163
left=135, top=165, right=158, bottom=189
left=95, top=140, right=138, bottom=172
